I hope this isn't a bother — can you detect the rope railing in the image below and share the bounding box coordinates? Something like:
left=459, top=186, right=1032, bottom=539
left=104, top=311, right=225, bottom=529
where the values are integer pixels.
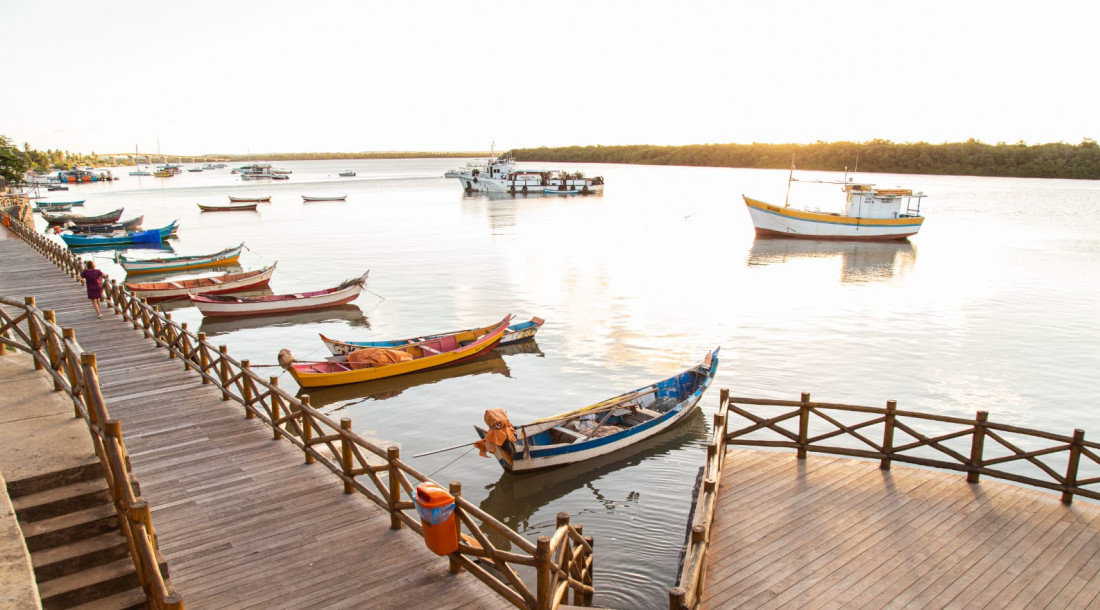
left=670, top=389, right=1100, bottom=609
left=3, top=206, right=594, bottom=610
left=0, top=296, right=183, bottom=609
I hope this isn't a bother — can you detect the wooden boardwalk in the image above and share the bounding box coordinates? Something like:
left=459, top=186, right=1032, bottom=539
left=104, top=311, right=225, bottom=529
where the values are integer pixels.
left=703, top=449, right=1100, bottom=609
left=0, top=230, right=509, bottom=608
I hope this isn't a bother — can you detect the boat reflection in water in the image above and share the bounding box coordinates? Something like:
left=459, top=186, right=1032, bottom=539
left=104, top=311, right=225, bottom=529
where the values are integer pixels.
left=478, top=407, right=705, bottom=547
left=198, top=304, right=369, bottom=337
left=746, top=237, right=916, bottom=282
left=304, top=351, right=512, bottom=411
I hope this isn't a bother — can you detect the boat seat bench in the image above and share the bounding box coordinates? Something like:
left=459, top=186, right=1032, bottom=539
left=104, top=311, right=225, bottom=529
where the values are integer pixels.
left=553, top=426, right=588, bottom=443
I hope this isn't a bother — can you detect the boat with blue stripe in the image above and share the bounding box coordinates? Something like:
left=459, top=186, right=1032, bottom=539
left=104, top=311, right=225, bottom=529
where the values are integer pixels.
left=474, top=348, right=719, bottom=473
left=319, top=316, right=544, bottom=356
left=60, top=219, right=179, bottom=248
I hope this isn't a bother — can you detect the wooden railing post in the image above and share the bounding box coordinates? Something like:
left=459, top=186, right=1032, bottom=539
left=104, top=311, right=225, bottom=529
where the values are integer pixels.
left=968, top=410, right=989, bottom=483
left=198, top=333, right=210, bottom=383
left=25, top=297, right=42, bottom=370
left=218, top=345, right=230, bottom=400
left=270, top=376, right=282, bottom=440
left=63, top=328, right=80, bottom=418
left=241, top=360, right=254, bottom=418
left=81, top=354, right=99, bottom=426
left=341, top=418, right=354, bottom=494
left=164, top=313, right=175, bottom=358
left=449, top=481, right=463, bottom=573
left=669, top=587, right=687, bottom=610
left=43, top=310, right=62, bottom=391
left=536, top=535, right=552, bottom=610
left=798, top=391, right=810, bottom=459
left=582, top=531, right=594, bottom=606
left=179, top=323, right=190, bottom=370
left=881, top=399, right=897, bottom=470
left=1063, top=429, right=1086, bottom=504
left=387, top=446, right=401, bottom=529
left=301, top=396, right=315, bottom=464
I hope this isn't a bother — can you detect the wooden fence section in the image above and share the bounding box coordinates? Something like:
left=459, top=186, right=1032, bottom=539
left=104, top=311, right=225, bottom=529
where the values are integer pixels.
left=0, top=296, right=182, bottom=609
left=671, top=391, right=1100, bottom=609
left=2, top=211, right=594, bottom=609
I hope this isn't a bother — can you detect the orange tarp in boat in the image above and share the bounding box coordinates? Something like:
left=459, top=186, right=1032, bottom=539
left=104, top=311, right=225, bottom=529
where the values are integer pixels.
left=346, top=347, right=414, bottom=369
left=475, top=408, right=516, bottom=457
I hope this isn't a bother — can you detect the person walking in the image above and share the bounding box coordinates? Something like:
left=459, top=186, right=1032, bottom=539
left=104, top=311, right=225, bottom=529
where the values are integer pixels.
left=79, top=260, right=106, bottom=318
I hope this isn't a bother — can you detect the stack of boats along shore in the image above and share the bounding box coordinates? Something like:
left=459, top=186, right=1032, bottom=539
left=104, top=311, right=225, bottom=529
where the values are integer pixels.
left=40, top=152, right=930, bottom=474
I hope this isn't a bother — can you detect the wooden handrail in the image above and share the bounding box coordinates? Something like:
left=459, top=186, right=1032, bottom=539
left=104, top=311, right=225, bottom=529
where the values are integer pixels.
left=4, top=209, right=593, bottom=610
left=671, top=389, right=1100, bottom=609
left=0, top=296, right=183, bottom=609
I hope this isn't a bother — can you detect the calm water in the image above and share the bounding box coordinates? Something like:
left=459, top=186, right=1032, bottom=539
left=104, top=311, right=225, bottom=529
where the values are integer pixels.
left=35, top=159, right=1100, bottom=608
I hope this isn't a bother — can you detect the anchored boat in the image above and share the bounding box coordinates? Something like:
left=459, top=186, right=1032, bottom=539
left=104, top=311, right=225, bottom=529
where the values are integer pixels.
left=124, top=264, right=277, bottom=302
left=446, top=153, right=604, bottom=195
left=189, top=270, right=368, bottom=317
left=474, top=348, right=719, bottom=473
left=319, top=316, right=544, bottom=356
left=743, top=161, right=927, bottom=240
left=116, top=243, right=244, bottom=274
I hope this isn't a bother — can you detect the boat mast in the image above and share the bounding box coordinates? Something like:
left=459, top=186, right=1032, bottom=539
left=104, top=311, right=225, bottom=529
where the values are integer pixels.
left=784, top=154, right=795, bottom=208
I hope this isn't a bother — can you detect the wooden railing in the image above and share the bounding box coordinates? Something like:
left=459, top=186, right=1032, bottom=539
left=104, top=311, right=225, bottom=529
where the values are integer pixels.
left=3, top=208, right=595, bottom=610
left=671, top=389, right=1100, bottom=609
left=0, top=296, right=183, bottom=609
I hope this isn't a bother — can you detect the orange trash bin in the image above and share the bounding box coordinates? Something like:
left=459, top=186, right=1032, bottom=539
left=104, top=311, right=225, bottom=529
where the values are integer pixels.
left=415, top=482, right=458, bottom=555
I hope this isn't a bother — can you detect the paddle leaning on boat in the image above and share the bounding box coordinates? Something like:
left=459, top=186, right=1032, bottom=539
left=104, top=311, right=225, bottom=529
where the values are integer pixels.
left=473, top=348, right=719, bottom=473
left=189, top=270, right=369, bottom=317
left=281, top=314, right=512, bottom=388
left=318, top=316, right=544, bottom=356
left=115, top=243, right=244, bottom=274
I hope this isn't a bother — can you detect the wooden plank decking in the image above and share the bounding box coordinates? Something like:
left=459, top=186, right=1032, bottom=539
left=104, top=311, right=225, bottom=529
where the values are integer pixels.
left=0, top=229, right=509, bottom=609
left=703, top=449, right=1100, bottom=609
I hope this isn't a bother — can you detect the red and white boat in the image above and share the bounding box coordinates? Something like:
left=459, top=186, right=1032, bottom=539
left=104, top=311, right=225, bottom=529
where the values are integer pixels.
left=188, top=270, right=368, bottom=317
left=124, top=264, right=277, bottom=302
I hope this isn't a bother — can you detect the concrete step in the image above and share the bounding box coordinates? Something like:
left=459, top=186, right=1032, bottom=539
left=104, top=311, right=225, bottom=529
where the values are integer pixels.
left=19, top=503, right=118, bottom=552
left=36, top=557, right=142, bottom=610
left=12, top=477, right=111, bottom=523
left=5, top=460, right=101, bottom=499
left=67, top=587, right=148, bottom=610
left=31, top=530, right=131, bottom=583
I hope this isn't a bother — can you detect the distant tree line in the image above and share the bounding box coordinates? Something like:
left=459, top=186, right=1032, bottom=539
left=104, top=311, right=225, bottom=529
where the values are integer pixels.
left=508, top=139, right=1100, bottom=179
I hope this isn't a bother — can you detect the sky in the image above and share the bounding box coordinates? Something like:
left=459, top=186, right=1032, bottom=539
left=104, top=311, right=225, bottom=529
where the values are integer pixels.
left=1, top=0, right=1097, bottom=156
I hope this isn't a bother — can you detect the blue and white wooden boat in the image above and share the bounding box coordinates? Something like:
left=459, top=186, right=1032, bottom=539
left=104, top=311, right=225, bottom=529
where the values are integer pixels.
left=60, top=219, right=179, bottom=248
left=475, top=348, right=719, bottom=473
left=115, top=243, right=243, bottom=274
left=319, top=316, right=545, bottom=356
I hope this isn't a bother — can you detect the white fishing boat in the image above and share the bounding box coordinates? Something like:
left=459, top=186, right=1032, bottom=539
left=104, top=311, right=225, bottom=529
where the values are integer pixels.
left=445, top=153, right=605, bottom=195
left=743, top=160, right=927, bottom=241
left=237, top=164, right=274, bottom=180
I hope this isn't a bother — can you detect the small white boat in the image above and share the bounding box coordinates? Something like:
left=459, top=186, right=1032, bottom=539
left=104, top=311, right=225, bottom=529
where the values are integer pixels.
left=475, top=348, right=719, bottom=472
left=124, top=264, right=277, bottom=302
left=188, top=271, right=369, bottom=317
left=743, top=159, right=927, bottom=241
left=302, top=195, right=347, bottom=202
left=338, top=170, right=356, bottom=177
left=228, top=195, right=271, bottom=203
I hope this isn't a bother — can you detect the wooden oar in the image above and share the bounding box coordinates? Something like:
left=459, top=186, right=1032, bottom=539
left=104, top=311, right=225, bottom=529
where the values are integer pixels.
left=414, top=440, right=481, bottom=458
left=532, top=386, right=656, bottom=424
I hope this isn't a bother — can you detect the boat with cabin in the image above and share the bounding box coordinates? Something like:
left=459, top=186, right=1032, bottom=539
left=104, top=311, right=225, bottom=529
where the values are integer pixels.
left=474, top=348, right=719, bottom=472
left=743, top=160, right=927, bottom=240
left=445, top=153, right=605, bottom=195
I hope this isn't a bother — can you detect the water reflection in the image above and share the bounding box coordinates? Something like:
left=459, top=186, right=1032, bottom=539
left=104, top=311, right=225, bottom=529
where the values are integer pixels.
left=304, top=351, right=511, bottom=410
left=478, top=408, right=705, bottom=539
left=746, top=237, right=917, bottom=282
left=198, top=304, right=369, bottom=336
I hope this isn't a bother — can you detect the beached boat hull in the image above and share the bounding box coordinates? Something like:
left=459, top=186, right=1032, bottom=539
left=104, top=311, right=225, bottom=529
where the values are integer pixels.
left=743, top=196, right=924, bottom=240
left=319, top=316, right=544, bottom=356
left=287, top=315, right=511, bottom=388
left=117, top=243, right=244, bottom=274
left=189, top=271, right=368, bottom=317
left=475, top=348, right=719, bottom=473
left=124, top=264, right=277, bottom=302
left=228, top=196, right=271, bottom=203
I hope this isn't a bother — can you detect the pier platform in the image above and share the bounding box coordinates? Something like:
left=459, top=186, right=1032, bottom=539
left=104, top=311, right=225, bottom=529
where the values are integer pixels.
left=0, top=228, right=508, bottom=607
left=701, top=449, right=1100, bottom=608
